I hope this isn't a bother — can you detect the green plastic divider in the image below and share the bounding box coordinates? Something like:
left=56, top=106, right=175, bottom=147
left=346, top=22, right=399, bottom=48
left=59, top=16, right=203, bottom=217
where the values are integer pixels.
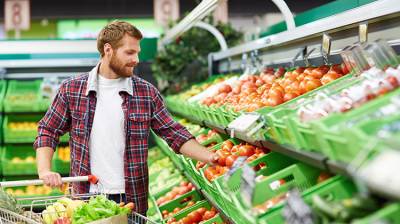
left=1, top=145, right=37, bottom=176
left=157, top=190, right=204, bottom=221
left=258, top=175, right=357, bottom=224
left=353, top=203, right=400, bottom=224
left=3, top=80, right=49, bottom=112
left=3, top=114, right=42, bottom=143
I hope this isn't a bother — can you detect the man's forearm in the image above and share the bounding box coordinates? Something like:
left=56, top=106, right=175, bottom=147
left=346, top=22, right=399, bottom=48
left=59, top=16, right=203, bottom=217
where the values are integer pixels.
left=179, top=139, right=215, bottom=164
left=36, top=147, right=54, bottom=174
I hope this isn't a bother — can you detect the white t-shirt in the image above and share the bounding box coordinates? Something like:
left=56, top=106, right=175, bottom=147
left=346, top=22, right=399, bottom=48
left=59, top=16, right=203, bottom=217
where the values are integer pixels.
left=89, top=74, right=126, bottom=194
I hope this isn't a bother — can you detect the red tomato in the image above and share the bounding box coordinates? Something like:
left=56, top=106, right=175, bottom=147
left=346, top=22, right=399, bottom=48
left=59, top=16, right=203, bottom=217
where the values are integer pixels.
left=266, top=95, right=284, bottom=107
left=197, top=207, right=207, bottom=215
left=310, top=68, right=324, bottom=79
left=218, top=84, right=232, bottom=94
left=239, top=144, right=255, bottom=157
left=305, top=79, right=322, bottom=92
left=203, top=210, right=217, bottom=221
left=283, top=92, right=299, bottom=102
left=321, top=72, right=341, bottom=85
left=226, top=155, right=239, bottom=168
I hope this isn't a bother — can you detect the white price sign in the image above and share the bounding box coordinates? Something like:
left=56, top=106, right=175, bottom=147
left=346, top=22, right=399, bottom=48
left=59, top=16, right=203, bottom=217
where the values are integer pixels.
left=4, top=0, right=30, bottom=31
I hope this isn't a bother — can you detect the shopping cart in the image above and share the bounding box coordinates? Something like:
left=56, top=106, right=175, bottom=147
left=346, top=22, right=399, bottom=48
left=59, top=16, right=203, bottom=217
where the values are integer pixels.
left=0, top=175, right=158, bottom=224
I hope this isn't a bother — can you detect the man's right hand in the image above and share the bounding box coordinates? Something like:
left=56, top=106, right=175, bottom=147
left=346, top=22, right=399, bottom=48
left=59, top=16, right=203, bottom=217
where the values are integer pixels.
left=39, top=170, right=62, bottom=188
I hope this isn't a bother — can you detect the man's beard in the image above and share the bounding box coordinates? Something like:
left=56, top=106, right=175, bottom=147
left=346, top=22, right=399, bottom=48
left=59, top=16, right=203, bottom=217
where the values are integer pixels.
left=109, top=54, right=135, bottom=78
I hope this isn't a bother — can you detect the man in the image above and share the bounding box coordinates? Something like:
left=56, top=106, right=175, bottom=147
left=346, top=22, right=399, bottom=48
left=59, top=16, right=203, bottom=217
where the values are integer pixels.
left=34, top=21, right=218, bottom=223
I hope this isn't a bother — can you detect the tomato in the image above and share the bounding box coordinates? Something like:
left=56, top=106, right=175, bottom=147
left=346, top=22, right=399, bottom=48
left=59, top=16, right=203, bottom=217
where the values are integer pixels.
left=246, top=154, right=258, bottom=163
left=203, top=210, right=217, bottom=221
left=268, top=88, right=283, bottom=99
left=204, top=168, right=213, bottom=181
left=298, top=81, right=307, bottom=94
left=221, top=140, right=234, bottom=151
left=387, top=76, right=399, bottom=88
left=239, top=144, right=255, bottom=157
left=293, top=67, right=305, bottom=76
left=197, top=207, right=207, bottom=215
left=230, top=145, right=239, bottom=154
left=218, top=84, right=232, bottom=94
left=331, top=64, right=343, bottom=74
left=342, top=63, right=350, bottom=75
left=305, top=79, right=322, bottom=92
left=310, top=68, right=324, bottom=79
left=317, top=172, right=332, bottom=183
left=303, top=67, right=314, bottom=76
left=321, top=72, right=341, bottom=85
left=181, top=216, right=191, bottom=224
left=173, top=207, right=181, bottom=214
left=297, top=73, right=305, bottom=81
left=187, top=201, right=195, bottom=207
left=283, top=92, right=299, bottom=102
left=196, top=161, right=206, bottom=170
left=226, top=155, right=239, bottom=168
left=192, top=211, right=203, bottom=222
left=318, top=65, right=330, bottom=74
left=266, top=95, right=284, bottom=106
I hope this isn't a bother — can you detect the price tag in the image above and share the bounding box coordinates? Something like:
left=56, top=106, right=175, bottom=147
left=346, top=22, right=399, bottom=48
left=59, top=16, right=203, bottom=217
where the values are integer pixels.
left=240, top=164, right=256, bottom=206
left=321, top=33, right=332, bottom=64
left=228, top=113, right=260, bottom=132
left=282, top=190, right=314, bottom=224
left=358, top=150, right=400, bottom=199
left=359, top=22, right=368, bottom=43
left=224, top=156, right=247, bottom=182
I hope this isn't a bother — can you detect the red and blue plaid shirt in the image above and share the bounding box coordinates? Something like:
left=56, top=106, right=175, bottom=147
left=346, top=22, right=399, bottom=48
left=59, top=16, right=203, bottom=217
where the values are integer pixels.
left=34, top=68, right=193, bottom=217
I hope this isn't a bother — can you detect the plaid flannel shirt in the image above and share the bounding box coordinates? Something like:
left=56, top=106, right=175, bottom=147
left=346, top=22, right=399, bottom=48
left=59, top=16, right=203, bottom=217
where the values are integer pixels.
left=34, top=65, right=193, bottom=218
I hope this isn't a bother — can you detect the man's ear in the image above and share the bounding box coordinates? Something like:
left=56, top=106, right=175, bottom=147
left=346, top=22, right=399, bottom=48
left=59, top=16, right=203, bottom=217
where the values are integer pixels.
left=104, top=43, right=113, bottom=57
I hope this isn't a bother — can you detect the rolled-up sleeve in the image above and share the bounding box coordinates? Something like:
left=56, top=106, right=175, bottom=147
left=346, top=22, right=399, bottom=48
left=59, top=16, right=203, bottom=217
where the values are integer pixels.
left=33, top=83, right=71, bottom=151
left=150, top=88, right=193, bottom=153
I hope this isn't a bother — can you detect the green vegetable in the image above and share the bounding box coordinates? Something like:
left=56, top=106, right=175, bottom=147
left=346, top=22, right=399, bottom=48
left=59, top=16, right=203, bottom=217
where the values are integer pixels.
left=72, top=196, right=130, bottom=224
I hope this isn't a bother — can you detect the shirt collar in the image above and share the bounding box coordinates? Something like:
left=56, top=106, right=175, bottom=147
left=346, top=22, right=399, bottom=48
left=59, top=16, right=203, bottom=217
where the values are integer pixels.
left=85, top=62, right=133, bottom=96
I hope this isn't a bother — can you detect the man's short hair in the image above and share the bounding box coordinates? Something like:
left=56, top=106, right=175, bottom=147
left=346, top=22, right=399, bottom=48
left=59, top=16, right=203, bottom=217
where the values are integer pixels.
left=97, top=20, right=143, bottom=57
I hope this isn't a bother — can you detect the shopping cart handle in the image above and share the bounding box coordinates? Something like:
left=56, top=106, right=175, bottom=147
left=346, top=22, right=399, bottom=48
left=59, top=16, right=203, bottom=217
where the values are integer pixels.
left=0, top=175, right=98, bottom=188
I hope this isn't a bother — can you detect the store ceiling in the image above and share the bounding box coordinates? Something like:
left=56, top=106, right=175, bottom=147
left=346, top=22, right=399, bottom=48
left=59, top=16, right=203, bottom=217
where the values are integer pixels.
left=0, top=0, right=335, bottom=20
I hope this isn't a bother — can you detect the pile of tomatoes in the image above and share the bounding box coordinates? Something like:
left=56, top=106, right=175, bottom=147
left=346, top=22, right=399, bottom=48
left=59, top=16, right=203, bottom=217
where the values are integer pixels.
left=162, top=201, right=196, bottom=219
left=199, top=140, right=267, bottom=182
left=156, top=181, right=196, bottom=206
left=166, top=206, right=221, bottom=224
left=201, top=64, right=348, bottom=112
left=195, top=130, right=218, bottom=145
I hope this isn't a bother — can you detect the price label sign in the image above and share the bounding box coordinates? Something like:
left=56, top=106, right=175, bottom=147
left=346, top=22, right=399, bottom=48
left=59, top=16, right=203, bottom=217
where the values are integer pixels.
left=4, top=0, right=30, bottom=31
left=321, top=33, right=332, bottom=64
left=283, top=190, right=314, bottom=224
left=240, top=164, right=256, bottom=207
left=359, top=22, right=368, bottom=43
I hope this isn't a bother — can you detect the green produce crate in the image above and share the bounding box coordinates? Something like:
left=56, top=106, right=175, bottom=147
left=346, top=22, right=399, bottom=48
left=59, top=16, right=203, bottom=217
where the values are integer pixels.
left=1, top=145, right=37, bottom=176
left=258, top=175, right=357, bottom=224
left=53, top=145, right=70, bottom=175
left=0, top=79, right=7, bottom=108
left=252, top=163, right=321, bottom=205
left=353, top=203, right=400, bottom=224
left=3, top=80, right=48, bottom=112
left=151, top=131, right=184, bottom=171
left=216, top=152, right=296, bottom=223
left=148, top=146, right=167, bottom=164
left=157, top=190, right=203, bottom=221
left=314, top=87, right=400, bottom=162
left=147, top=196, right=162, bottom=222
left=264, top=107, right=297, bottom=146
left=150, top=173, right=184, bottom=196
left=167, top=200, right=223, bottom=224
left=3, top=114, right=42, bottom=143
